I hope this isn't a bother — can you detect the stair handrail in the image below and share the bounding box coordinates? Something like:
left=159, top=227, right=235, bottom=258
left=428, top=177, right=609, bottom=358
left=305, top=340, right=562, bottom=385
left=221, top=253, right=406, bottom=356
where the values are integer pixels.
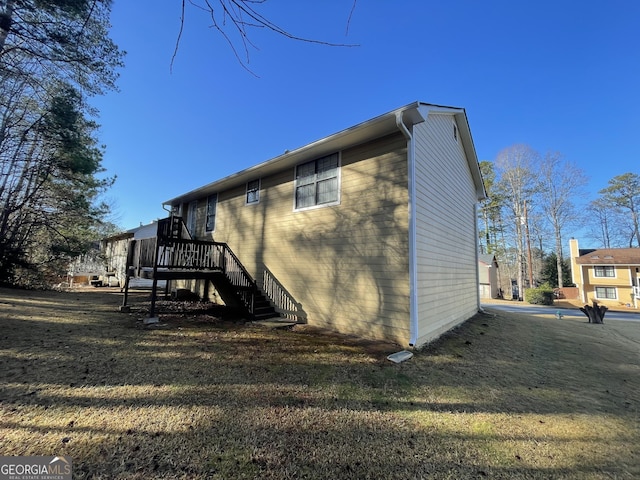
left=262, top=267, right=305, bottom=322
left=218, top=243, right=258, bottom=315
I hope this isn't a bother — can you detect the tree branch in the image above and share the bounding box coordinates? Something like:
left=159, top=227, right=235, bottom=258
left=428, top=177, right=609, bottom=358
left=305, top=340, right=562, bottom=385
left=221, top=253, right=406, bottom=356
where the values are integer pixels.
left=170, top=0, right=359, bottom=75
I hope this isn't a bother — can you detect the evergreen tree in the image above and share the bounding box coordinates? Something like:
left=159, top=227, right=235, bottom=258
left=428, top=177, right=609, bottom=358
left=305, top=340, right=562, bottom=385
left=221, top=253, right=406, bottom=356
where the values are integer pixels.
left=0, top=1, right=123, bottom=285
left=540, top=252, right=573, bottom=288
left=478, top=160, right=505, bottom=254
left=0, top=0, right=123, bottom=94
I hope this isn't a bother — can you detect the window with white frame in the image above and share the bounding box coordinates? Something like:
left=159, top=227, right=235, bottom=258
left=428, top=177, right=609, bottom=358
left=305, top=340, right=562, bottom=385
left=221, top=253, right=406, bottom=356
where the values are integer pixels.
left=206, top=194, right=217, bottom=232
left=594, top=265, right=615, bottom=277
left=295, top=153, right=339, bottom=210
left=595, top=286, right=616, bottom=299
left=246, top=179, right=260, bottom=204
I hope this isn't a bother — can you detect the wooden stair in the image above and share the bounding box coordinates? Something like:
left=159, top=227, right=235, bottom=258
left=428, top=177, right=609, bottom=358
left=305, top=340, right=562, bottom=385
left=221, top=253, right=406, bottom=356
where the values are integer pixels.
left=122, top=216, right=282, bottom=321
left=252, top=291, right=278, bottom=320
left=205, top=272, right=278, bottom=321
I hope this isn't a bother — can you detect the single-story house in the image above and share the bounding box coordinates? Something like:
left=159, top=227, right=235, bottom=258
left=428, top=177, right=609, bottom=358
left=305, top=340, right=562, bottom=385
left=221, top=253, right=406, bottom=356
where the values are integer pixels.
left=569, top=238, right=640, bottom=309
left=478, top=253, right=500, bottom=299
left=163, top=102, right=487, bottom=348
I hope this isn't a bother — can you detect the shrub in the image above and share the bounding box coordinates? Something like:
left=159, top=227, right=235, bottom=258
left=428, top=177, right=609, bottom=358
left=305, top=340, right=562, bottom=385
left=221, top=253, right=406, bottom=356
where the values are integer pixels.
left=525, top=284, right=555, bottom=305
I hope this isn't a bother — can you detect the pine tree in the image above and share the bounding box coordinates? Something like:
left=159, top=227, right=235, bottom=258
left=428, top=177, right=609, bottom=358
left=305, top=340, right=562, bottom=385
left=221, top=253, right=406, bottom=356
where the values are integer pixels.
left=0, top=1, right=123, bottom=285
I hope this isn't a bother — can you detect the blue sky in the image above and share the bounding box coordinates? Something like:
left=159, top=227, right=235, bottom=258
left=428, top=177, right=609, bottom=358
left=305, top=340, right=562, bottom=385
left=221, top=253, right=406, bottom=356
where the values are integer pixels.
left=93, top=1, right=640, bottom=234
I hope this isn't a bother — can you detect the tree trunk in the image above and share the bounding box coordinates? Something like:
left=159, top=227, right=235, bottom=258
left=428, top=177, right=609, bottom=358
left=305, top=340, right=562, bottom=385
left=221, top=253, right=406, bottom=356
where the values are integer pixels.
left=554, top=224, right=564, bottom=289
left=579, top=300, right=607, bottom=324
left=631, top=207, right=640, bottom=248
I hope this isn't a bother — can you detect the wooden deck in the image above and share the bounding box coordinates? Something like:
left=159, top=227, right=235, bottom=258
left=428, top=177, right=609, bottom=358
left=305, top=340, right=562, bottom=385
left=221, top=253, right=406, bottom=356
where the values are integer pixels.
left=139, top=267, right=223, bottom=280
left=121, top=216, right=281, bottom=321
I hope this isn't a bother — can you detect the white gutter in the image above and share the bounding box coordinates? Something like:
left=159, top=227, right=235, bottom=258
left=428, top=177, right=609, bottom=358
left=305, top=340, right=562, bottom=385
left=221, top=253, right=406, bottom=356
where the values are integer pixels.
left=396, top=112, right=419, bottom=347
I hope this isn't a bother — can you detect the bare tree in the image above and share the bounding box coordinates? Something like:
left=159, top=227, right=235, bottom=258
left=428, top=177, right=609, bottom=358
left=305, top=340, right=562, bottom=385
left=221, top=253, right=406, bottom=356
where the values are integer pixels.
left=586, top=198, right=629, bottom=248
left=0, top=0, right=15, bottom=53
left=495, top=144, right=538, bottom=299
left=537, top=152, right=588, bottom=287
left=0, top=79, right=114, bottom=284
left=172, top=0, right=358, bottom=73
left=527, top=206, right=550, bottom=286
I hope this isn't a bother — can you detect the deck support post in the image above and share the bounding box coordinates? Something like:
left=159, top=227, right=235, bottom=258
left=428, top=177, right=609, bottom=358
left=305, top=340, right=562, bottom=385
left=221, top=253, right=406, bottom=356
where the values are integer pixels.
left=120, top=240, right=137, bottom=312
left=149, top=277, right=158, bottom=318
left=120, top=267, right=134, bottom=313
left=204, top=278, right=210, bottom=302
left=121, top=275, right=130, bottom=307
left=148, top=235, right=160, bottom=321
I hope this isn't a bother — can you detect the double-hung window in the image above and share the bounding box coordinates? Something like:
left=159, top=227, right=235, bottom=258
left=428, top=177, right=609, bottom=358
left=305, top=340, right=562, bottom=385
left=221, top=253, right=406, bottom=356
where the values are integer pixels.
left=246, top=179, right=260, bottom=205
left=594, top=266, right=615, bottom=277
left=295, top=153, right=340, bottom=210
left=595, top=286, right=616, bottom=299
left=206, top=194, right=217, bottom=232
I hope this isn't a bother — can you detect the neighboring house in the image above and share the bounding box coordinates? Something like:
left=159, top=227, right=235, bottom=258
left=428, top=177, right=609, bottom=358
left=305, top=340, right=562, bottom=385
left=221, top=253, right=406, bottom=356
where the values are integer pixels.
left=162, top=102, right=486, bottom=348
left=478, top=253, right=499, bottom=299
left=102, top=221, right=164, bottom=288
left=569, top=238, right=640, bottom=309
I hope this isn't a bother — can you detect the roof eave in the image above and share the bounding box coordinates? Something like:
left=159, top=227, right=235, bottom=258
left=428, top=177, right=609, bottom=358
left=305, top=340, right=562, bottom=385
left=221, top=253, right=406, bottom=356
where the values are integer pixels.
left=164, top=102, right=426, bottom=206
left=163, top=101, right=487, bottom=205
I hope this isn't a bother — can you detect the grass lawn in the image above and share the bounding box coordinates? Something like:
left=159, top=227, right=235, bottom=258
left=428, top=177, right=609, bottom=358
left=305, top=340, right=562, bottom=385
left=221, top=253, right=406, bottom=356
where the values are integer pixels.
left=1, top=287, right=639, bottom=479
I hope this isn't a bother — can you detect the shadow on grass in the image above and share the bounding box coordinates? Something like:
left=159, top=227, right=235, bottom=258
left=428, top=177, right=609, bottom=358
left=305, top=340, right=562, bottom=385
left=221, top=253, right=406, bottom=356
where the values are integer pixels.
left=1, top=291, right=637, bottom=417
left=1, top=288, right=639, bottom=479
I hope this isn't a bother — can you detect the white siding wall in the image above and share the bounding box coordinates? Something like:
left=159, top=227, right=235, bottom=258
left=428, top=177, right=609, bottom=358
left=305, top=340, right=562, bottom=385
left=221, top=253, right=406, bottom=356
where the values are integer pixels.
left=412, top=113, right=480, bottom=346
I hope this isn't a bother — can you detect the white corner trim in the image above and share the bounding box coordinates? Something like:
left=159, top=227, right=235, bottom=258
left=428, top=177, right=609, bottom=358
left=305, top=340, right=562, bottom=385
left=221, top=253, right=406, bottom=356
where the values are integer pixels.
left=396, top=112, right=418, bottom=347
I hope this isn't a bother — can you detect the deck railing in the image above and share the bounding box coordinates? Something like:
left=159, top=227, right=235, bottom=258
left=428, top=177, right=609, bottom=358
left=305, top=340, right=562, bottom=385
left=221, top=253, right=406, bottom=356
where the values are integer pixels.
left=157, top=238, right=223, bottom=271
left=130, top=217, right=259, bottom=316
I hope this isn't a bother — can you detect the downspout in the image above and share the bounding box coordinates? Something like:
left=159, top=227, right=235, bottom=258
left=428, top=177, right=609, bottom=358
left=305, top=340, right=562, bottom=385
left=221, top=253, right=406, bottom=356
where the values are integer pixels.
left=396, top=112, right=419, bottom=347
left=474, top=203, right=482, bottom=311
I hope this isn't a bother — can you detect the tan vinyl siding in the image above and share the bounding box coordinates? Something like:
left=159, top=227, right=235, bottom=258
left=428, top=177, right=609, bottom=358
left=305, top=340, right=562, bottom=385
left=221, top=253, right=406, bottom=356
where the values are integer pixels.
left=412, top=113, right=479, bottom=345
left=198, top=133, right=411, bottom=344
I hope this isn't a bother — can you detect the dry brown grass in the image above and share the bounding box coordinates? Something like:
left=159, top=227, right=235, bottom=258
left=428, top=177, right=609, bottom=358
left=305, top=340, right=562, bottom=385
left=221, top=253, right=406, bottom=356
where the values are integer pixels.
left=1, top=287, right=639, bottom=479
